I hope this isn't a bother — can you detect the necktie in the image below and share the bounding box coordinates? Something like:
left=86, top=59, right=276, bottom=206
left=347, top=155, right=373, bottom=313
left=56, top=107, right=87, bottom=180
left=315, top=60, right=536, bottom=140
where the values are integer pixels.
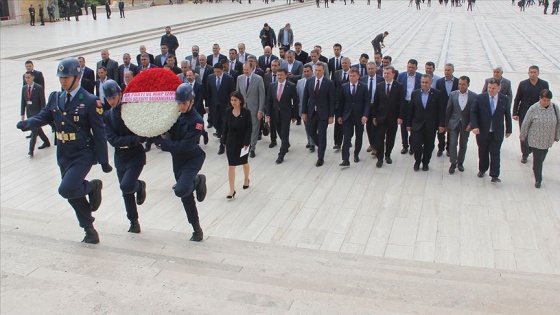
left=490, top=96, right=495, bottom=114
left=246, top=77, right=250, bottom=93
left=277, top=83, right=283, bottom=101
left=351, top=84, right=356, bottom=95
left=266, top=57, right=269, bottom=65
left=273, top=74, right=277, bottom=83
left=314, top=79, right=320, bottom=97
left=343, top=72, right=347, bottom=82
left=369, top=78, right=374, bottom=102
left=27, top=86, right=32, bottom=99
left=216, top=76, right=221, bottom=89
left=386, top=83, right=391, bottom=94
left=335, top=58, right=339, bottom=70
left=64, top=92, right=71, bottom=110
left=362, top=67, right=365, bottom=77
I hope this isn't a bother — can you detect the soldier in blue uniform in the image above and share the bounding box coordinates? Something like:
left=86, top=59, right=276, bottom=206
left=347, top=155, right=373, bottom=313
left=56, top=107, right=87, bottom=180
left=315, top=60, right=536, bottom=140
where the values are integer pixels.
left=102, top=80, right=147, bottom=234
left=16, top=58, right=112, bottom=244
left=152, top=83, right=207, bottom=242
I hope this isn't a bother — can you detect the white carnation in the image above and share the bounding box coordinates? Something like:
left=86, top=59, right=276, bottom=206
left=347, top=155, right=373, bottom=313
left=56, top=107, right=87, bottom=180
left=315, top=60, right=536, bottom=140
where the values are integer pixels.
left=121, top=101, right=180, bottom=137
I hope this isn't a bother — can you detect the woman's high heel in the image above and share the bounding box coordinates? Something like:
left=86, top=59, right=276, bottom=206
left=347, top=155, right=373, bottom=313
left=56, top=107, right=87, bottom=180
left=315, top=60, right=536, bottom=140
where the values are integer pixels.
left=243, top=180, right=250, bottom=190
left=227, top=191, right=236, bottom=199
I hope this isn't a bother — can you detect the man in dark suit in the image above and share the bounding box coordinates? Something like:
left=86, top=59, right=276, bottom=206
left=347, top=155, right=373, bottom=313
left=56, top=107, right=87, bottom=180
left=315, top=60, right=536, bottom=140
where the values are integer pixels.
left=372, top=66, right=406, bottom=168
left=21, top=71, right=50, bottom=156
left=154, top=44, right=170, bottom=68
left=183, top=69, right=209, bottom=145
left=281, top=50, right=303, bottom=85
left=96, top=49, right=119, bottom=81
left=205, top=63, right=235, bottom=154
left=265, top=68, right=299, bottom=164
left=137, top=53, right=158, bottom=73
left=445, top=76, right=477, bottom=174
left=512, top=65, right=549, bottom=163
left=227, top=48, right=244, bottom=74
left=136, top=45, right=155, bottom=66
left=396, top=59, right=422, bottom=154
left=351, top=54, right=369, bottom=78
left=305, top=45, right=328, bottom=64
left=277, top=23, right=294, bottom=49
left=407, top=75, right=444, bottom=171
left=161, top=26, right=179, bottom=56
left=222, top=59, right=239, bottom=84
left=23, top=60, right=45, bottom=88
left=195, top=55, right=213, bottom=95
left=95, top=66, right=110, bottom=111
left=361, top=61, right=384, bottom=154
left=207, top=43, right=227, bottom=66
left=337, top=68, right=369, bottom=166
left=264, top=60, right=282, bottom=148
left=371, top=31, right=388, bottom=54
left=328, top=43, right=343, bottom=80
left=118, top=53, right=138, bottom=86
left=302, top=63, right=335, bottom=167
left=293, top=42, right=308, bottom=64
left=434, top=63, right=459, bottom=157
left=333, top=57, right=352, bottom=149
left=258, top=46, right=279, bottom=73
left=236, top=43, right=253, bottom=64
left=470, top=78, right=513, bottom=183
left=248, top=56, right=266, bottom=78
left=78, top=57, right=95, bottom=94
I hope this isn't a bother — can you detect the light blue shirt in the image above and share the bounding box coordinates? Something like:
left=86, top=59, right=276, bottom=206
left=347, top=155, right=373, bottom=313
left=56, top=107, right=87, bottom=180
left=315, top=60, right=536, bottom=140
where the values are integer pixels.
left=282, top=29, right=290, bottom=46
left=421, top=90, right=430, bottom=109
left=445, top=77, right=454, bottom=95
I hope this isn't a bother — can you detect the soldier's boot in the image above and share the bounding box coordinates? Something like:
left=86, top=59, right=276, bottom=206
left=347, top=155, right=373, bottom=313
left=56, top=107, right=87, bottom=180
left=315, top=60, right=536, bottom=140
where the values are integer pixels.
left=190, top=221, right=203, bottom=242
left=83, top=226, right=99, bottom=244
left=194, top=175, right=207, bottom=202
left=136, top=180, right=147, bottom=205
left=88, top=179, right=103, bottom=211
left=123, top=193, right=141, bottom=233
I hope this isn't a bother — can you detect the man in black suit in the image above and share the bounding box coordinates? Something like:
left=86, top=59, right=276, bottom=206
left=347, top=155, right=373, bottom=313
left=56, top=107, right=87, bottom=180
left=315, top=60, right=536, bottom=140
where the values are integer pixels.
left=306, top=45, right=329, bottom=64
left=371, top=31, right=389, bottom=54
left=118, top=53, right=138, bottom=86
left=293, top=42, right=308, bottom=64
left=136, top=45, right=155, bottom=66
left=21, top=71, right=50, bottom=156
left=222, top=59, right=239, bottom=84
left=195, top=55, right=213, bottom=93
left=95, top=66, right=110, bottom=111
left=154, top=44, right=170, bottom=68
left=161, top=26, right=179, bottom=56
left=265, top=68, right=299, bottom=164
left=205, top=63, right=235, bottom=154
left=137, top=53, right=158, bottom=73
left=207, top=43, right=227, bottom=67
left=434, top=63, right=459, bottom=157
left=328, top=43, right=343, bottom=80
left=337, top=68, right=369, bottom=166
left=264, top=60, right=282, bottom=147
left=258, top=46, right=279, bottom=73
left=361, top=61, right=384, bottom=154
left=470, top=78, right=513, bottom=183
left=23, top=60, right=45, bottom=88
left=184, top=69, right=209, bottom=145
left=302, top=63, right=335, bottom=167
left=407, top=75, right=444, bottom=171
left=248, top=56, right=266, bottom=78
left=97, top=49, right=119, bottom=81
left=227, top=48, right=244, bottom=74
left=372, top=66, right=406, bottom=168
left=352, top=54, right=369, bottom=78
left=236, top=43, right=253, bottom=64
left=333, top=57, right=352, bottom=150
left=78, top=57, right=95, bottom=94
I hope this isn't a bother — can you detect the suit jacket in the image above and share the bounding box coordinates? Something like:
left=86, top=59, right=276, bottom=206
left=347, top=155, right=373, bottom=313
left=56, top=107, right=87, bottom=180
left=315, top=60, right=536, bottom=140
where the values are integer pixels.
left=154, top=54, right=169, bottom=68
left=22, top=70, right=45, bottom=89
left=81, top=66, right=95, bottom=94
left=225, top=68, right=239, bottom=84
left=138, top=64, right=158, bottom=73
left=333, top=69, right=350, bottom=109
left=445, top=90, right=477, bottom=130
left=236, top=53, right=254, bottom=64
left=306, top=55, right=328, bottom=64
left=337, top=81, right=370, bottom=122
left=191, top=81, right=205, bottom=116
left=396, top=72, right=422, bottom=100
left=302, top=76, right=335, bottom=120
left=236, top=74, right=266, bottom=113
left=280, top=60, right=303, bottom=83
left=21, top=84, right=46, bottom=117
left=136, top=53, right=155, bottom=66
left=195, top=64, right=213, bottom=88
left=118, top=63, right=138, bottom=86
left=304, top=61, right=330, bottom=79
left=264, top=72, right=279, bottom=98
left=513, top=78, right=550, bottom=119
left=294, top=50, right=308, bottom=64
left=435, top=76, right=459, bottom=107
left=227, top=59, right=244, bottom=74
left=470, top=92, right=513, bottom=141
left=177, top=73, right=202, bottom=85
left=296, top=77, right=308, bottom=110
left=277, top=27, right=294, bottom=47
left=205, top=73, right=235, bottom=109
left=265, top=80, right=299, bottom=120
left=360, top=74, right=385, bottom=105
left=351, top=64, right=368, bottom=77
left=482, top=77, right=513, bottom=107
left=258, top=54, right=279, bottom=72
left=96, top=58, right=119, bottom=81
left=372, top=80, right=406, bottom=125
left=185, top=55, right=200, bottom=69
left=328, top=56, right=343, bottom=80
left=207, top=54, right=227, bottom=66
left=407, top=88, right=444, bottom=131
left=95, top=79, right=109, bottom=100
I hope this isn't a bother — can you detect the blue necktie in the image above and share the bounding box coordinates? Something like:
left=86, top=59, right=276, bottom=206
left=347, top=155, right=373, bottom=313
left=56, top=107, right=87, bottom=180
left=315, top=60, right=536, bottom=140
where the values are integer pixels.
left=490, top=96, right=495, bottom=115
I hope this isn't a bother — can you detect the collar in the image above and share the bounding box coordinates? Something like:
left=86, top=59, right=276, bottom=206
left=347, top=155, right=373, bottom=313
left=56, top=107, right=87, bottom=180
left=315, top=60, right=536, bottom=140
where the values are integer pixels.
left=67, top=86, right=80, bottom=100
left=27, top=83, right=34, bottom=89
left=422, top=89, right=430, bottom=95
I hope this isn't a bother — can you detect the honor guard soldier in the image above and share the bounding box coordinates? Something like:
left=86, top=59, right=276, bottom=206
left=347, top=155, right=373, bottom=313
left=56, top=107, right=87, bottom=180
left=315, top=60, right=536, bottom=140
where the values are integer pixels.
left=152, top=83, right=207, bottom=242
left=102, top=80, right=147, bottom=233
left=16, top=58, right=112, bottom=244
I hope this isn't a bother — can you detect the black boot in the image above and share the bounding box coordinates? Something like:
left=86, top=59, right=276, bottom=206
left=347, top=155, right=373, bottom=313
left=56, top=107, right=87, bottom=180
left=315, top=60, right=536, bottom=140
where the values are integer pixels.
left=83, top=226, right=99, bottom=244
left=128, top=220, right=141, bottom=233
left=195, top=174, right=207, bottom=202
left=136, top=180, right=147, bottom=205
left=88, top=179, right=103, bottom=211
left=190, top=221, right=203, bottom=242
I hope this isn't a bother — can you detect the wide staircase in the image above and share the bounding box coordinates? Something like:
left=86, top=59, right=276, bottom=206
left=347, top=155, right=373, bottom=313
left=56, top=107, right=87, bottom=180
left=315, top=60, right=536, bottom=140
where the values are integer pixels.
left=1, top=207, right=559, bottom=314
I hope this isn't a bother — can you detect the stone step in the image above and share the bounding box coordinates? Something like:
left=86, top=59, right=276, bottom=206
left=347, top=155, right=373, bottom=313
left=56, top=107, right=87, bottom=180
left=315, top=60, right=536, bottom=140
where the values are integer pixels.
left=2, top=207, right=559, bottom=314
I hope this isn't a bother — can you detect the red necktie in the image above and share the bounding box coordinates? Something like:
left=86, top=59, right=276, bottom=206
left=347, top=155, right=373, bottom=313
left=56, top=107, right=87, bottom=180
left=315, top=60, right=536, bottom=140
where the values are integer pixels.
left=277, top=83, right=283, bottom=101
left=314, top=79, right=320, bottom=97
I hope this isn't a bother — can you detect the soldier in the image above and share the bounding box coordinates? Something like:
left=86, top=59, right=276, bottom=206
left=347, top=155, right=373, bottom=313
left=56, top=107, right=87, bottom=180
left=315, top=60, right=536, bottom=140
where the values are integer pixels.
left=16, top=58, right=112, bottom=244
left=152, top=84, right=207, bottom=242
left=102, top=80, right=147, bottom=233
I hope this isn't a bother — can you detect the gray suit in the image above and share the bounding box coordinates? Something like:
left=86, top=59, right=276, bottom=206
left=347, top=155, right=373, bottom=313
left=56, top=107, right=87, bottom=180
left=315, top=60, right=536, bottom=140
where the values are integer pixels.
left=280, top=60, right=303, bottom=83
left=237, top=74, right=265, bottom=152
left=185, top=55, right=200, bottom=70
left=304, top=61, right=329, bottom=79
left=96, top=58, right=119, bottom=81
left=482, top=77, right=513, bottom=106
left=277, top=27, right=294, bottom=47
left=445, top=90, right=478, bottom=166
left=177, top=73, right=202, bottom=84
left=297, top=77, right=315, bottom=146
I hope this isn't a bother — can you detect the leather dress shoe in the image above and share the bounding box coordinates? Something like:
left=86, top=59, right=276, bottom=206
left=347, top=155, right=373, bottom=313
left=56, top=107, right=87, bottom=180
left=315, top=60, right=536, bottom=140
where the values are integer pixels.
left=449, top=164, right=456, bottom=174
left=190, top=230, right=203, bottom=242
left=400, top=147, right=408, bottom=154
left=354, top=156, right=360, bottom=163
left=333, top=144, right=341, bottom=150
left=521, top=155, right=528, bottom=164
left=446, top=151, right=450, bottom=157
left=316, top=159, right=324, bottom=167
left=250, top=151, right=256, bottom=158
left=28, top=150, right=34, bottom=157
left=339, top=160, right=350, bottom=167
left=376, top=160, right=383, bottom=168
left=409, top=149, right=414, bottom=155
left=82, top=227, right=100, bottom=244
left=144, top=145, right=151, bottom=152
left=213, top=132, right=221, bottom=139
left=422, top=164, right=429, bottom=171
left=305, top=144, right=311, bottom=149
left=26, top=134, right=32, bottom=139
left=276, top=156, right=284, bottom=164
left=203, top=132, right=209, bottom=145
left=457, top=164, right=465, bottom=172
left=269, top=140, right=277, bottom=148
left=535, top=181, right=541, bottom=189
left=128, top=220, right=141, bottom=233
left=477, top=172, right=485, bottom=178
left=38, top=143, right=50, bottom=149
left=309, top=146, right=315, bottom=152
left=207, top=123, right=213, bottom=129
left=195, top=174, right=207, bottom=202
left=491, top=177, right=501, bottom=183
left=413, top=162, right=420, bottom=171
left=437, top=150, right=444, bottom=157
left=218, top=145, right=225, bottom=155
left=385, top=156, right=392, bottom=164
left=88, top=179, right=103, bottom=212
left=366, top=146, right=373, bottom=152
left=136, top=180, right=147, bottom=205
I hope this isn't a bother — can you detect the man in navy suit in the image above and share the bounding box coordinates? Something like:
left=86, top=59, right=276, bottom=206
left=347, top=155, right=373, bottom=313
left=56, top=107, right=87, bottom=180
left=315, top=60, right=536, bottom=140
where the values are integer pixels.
left=207, top=43, right=227, bottom=67
left=361, top=61, right=384, bottom=154
left=184, top=69, right=208, bottom=145
left=265, top=68, right=299, bottom=164
left=407, top=75, right=444, bottom=171
left=258, top=46, right=279, bottom=73
left=154, top=44, right=170, bottom=68
left=397, top=59, right=422, bottom=155
left=21, top=71, right=50, bottom=156
left=328, top=43, right=343, bottom=80
left=302, top=63, right=335, bottom=167
left=78, top=57, right=95, bottom=94
left=434, top=63, right=459, bottom=157
left=470, top=78, right=512, bottom=183
left=23, top=60, right=45, bottom=89
left=205, top=63, right=235, bottom=154
left=227, top=48, right=244, bottom=74
left=337, top=68, right=369, bottom=166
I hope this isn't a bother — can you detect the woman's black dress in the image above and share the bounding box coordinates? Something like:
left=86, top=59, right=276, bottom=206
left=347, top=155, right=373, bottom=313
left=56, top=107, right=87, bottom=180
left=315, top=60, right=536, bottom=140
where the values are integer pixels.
left=223, top=107, right=252, bottom=166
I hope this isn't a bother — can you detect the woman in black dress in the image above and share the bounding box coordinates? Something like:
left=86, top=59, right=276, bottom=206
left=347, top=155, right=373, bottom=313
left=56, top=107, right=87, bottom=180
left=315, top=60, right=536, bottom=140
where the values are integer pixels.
left=223, top=91, right=252, bottom=199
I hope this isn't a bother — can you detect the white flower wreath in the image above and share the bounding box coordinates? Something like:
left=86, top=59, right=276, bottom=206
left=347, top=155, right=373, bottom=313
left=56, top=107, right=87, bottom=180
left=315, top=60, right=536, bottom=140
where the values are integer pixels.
left=121, top=100, right=180, bottom=137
